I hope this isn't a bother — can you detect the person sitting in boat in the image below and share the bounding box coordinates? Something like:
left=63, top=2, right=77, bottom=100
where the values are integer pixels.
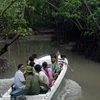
left=24, top=66, right=49, bottom=95
left=29, top=56, right=34, bottom=62
left=34, top=64, right=49, bottom=93
left=55, top=51, right=73, bottom=72
left=51, top=54, right=60, bottom=80
left=32, top=54, right=42, bottom=66
left=14, top=64, right=26, bottom=89
left=26, top=60, right=31, bottom=66
left=24, top=61, right=35, bottom=79
left=60, top=54, right=73, bottom=72
left=42, top=62, right=53, bottom=85
left=26, top=59, right=35, bottom=66
left=29, top=54, right=42, bottom=66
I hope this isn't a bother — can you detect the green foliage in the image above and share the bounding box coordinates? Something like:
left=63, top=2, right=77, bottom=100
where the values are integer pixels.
left=14, top=27, right=32, bottom=36
left=0, top=0, right=31, bottom=36
left=0, top=0, right=100, bottom=37
left=53, top=0, right=82, bottom=19
left=84, top=31, right=94, bottom=36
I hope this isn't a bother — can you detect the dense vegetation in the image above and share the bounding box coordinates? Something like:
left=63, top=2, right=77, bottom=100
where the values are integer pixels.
left=0, top=0, right=100, bottom=62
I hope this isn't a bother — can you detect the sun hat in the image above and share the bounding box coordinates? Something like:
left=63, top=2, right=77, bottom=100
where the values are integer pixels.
left=25, top=66, right=33, bottom=73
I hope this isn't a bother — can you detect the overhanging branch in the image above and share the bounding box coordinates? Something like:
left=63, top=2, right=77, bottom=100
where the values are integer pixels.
left=84, top=0, right=100, bottom=30
left=46, top=1, right=58, bottom=11
left=0, top=35, right=20, bottom=56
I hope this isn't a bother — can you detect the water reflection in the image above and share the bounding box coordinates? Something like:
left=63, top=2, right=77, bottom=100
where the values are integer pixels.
left=0, top=40, right=100, bottom=100
left=1, top=40, right=62, bottom=78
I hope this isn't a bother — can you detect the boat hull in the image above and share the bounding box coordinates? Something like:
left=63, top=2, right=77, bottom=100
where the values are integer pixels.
left=0, top=55, right=68, bottom=100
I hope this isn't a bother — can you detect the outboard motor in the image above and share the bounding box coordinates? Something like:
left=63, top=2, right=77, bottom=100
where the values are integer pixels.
left=10, top=88, right=26, bottom=100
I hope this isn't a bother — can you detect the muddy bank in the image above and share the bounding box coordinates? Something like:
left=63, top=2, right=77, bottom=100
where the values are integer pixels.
left=19, top=34, right=52, bottom=41
left=0, top=34, right=52, bottom=43
left=58, top=42, right=75, bottom=50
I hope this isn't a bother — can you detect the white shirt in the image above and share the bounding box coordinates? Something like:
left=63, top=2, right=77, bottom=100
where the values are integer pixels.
left=58, top=55, right=61, bottom=59
left=34, top=59, right=42, bottom=66
left=64, top=58, right=68, bottom=64
left=14, top=70, right=25, bottom=89
left=58, top=58, right=68, bottom=65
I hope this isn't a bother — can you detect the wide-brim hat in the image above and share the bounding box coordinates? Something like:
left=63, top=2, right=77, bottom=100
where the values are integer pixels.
left=25, top=66, right=33, bottom=73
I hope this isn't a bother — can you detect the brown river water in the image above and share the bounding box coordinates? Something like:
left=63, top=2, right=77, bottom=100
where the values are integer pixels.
left=0, top=40, right=100, bottom=100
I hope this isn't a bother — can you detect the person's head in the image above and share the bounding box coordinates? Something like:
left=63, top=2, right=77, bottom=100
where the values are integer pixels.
left=42, top=62, right=48, bottom=69
left=50, top=54, right=57, bottom=64
left=61, top=54, right=66, bottom=60
left=30, top=61, right=35, bottom=67
left=34, top=64, right=41, bottom=73
left=29, top=56, right=34, bottom=62
left=17, top=64, right=24, bottom=72
left=51, top=57, right=56, bottom=64
left=32, top=54, right=37, bottom=59
left=25, top=66, right=33, bottom=74
left=50, top=54, right=56, bottom=59
left=26, top=60, right=31, bottom=66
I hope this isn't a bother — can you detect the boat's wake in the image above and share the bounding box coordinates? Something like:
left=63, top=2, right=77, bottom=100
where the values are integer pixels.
left=0, top=78, right=82, bottom=100
left=58, top=79, right=82, bottom=100
left=0, top=78, right=14, bottom=89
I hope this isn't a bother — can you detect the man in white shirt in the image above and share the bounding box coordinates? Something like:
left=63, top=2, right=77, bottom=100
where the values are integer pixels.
left=14, top=64, right=26, bottom=89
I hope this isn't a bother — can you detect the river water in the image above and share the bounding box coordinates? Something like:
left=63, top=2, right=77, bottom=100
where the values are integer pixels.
left=0, top=40, right=100, bottom=100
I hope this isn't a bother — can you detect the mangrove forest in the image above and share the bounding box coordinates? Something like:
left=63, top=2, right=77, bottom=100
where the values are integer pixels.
left=0, top=0, right=100, bottom=67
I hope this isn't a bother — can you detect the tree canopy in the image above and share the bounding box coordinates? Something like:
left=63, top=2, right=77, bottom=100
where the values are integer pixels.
left=0, top=0, right=100, bottom=59
left=0, top=0, right=100, bottom=37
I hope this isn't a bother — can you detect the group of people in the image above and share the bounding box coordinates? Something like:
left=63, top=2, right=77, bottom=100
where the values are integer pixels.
left=14, top=52, right=73, bottom=95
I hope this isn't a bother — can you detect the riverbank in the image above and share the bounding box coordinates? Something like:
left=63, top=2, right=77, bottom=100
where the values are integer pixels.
left=19, top=34, right=52, bottom=41
left=19, top=35, right=74, bottom=50
left=0, top=34, right=52, bottom=43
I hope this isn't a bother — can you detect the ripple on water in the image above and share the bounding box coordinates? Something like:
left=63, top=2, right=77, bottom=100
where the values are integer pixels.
left=0, top=78, right=14, bottom=90
left=58, top=79, right=82, bottom=100
left=0, top=78, right=82, bottom=100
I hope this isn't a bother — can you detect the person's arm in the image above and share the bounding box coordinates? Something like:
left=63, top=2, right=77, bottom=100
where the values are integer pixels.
left=22, top=81, right=26, bottom=84
left=24, top=76, right=31, bottom=94
left=55, top=51, right=60, bottom=65
left=66, top=63, right=73, bottom=72
left=64, top=58, right=73, bottom=72
left=18, top=72, right=26, bottom=84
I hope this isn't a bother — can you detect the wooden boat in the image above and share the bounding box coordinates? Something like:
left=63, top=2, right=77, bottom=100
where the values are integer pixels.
left=0, top=55, right=68, bottom=100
